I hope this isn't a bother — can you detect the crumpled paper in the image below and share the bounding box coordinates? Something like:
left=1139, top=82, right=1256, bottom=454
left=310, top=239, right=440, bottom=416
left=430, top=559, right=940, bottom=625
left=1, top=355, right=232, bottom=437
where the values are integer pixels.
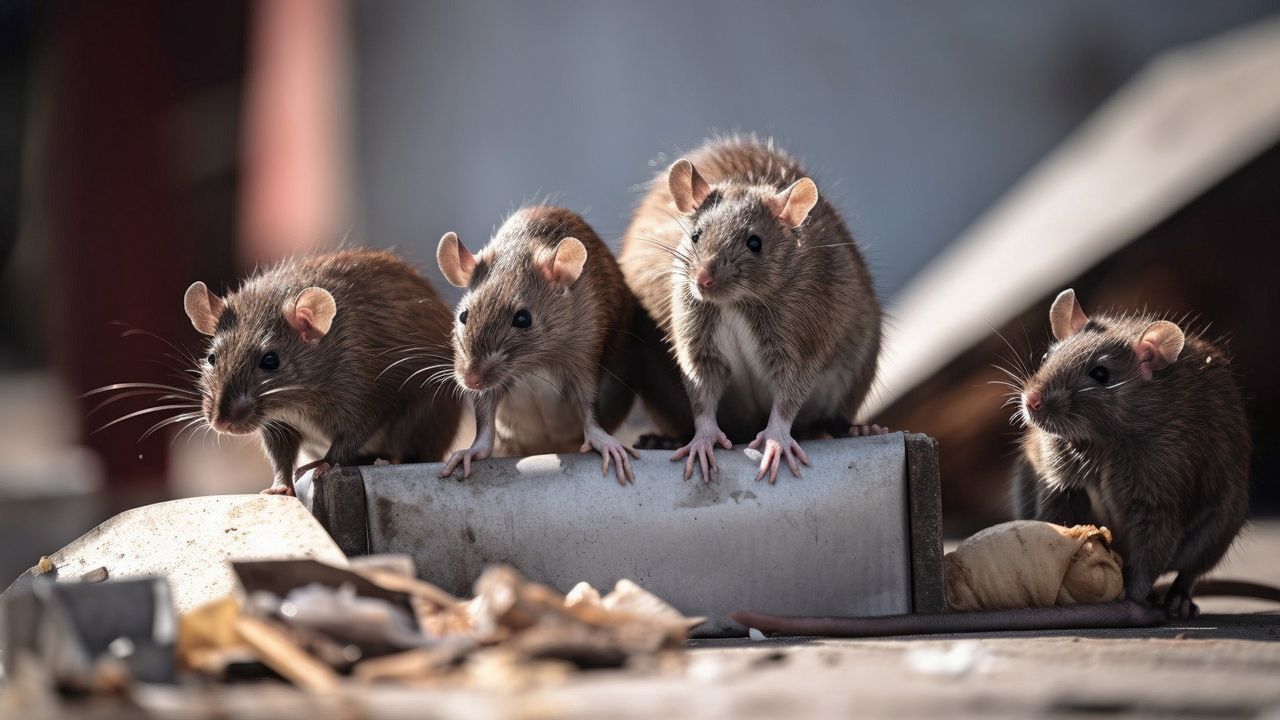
left=944, top=520, right=1124, bottom=612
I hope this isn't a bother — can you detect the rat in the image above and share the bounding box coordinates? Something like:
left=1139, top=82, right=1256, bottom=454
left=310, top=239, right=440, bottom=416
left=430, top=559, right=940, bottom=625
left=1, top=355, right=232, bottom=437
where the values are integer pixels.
left=1011, top=289, right=1250, bottom=618
left=435, top=205, right=640, bottom=484
left=618, top=135, right=883, bottom=484
left=183, top=248, right=463, bottom=494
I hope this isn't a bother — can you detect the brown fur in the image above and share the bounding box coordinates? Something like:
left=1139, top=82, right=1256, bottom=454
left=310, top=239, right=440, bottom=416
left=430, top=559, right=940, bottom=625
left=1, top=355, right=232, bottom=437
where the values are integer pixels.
left=449, top=206, right=636, bottom=456
left=619, top=136, right=881, bottom=442
left=191, top=249, right=462, bottom=490
left=1013, top=297, right=1250, bottom=617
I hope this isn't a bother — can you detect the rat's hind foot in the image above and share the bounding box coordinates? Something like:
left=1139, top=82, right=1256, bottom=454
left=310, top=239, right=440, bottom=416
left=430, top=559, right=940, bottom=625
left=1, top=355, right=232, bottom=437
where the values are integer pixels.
left=636, top=433, right=684, bottom=451
left=1163, top=586, right=1200, bottom=619
left=850, top=424, right=889, bottom=437
left=823, top=418, right=890, bottom=438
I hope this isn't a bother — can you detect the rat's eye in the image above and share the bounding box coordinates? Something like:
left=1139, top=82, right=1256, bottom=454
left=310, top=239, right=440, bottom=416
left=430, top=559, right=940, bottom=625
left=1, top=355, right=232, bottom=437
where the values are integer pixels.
left=459, top=310, right=468, bottom=325
left=513, top=309, right=532, bottom=329
left=690, top=229, right=701, bottom=243
left=259, top=351, right=280, bottom=371
left=746, top=235, right=762, bottom=253
left=1088, top=365, right=1109, bottom=384
left=206, top=353, right=216, bottom=367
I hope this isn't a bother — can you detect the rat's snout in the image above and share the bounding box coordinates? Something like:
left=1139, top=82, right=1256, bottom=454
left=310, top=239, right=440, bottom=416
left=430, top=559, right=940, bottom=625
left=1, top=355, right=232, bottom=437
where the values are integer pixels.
left=213, top=393, right=256, bottom=434
left=695, top=264, right=716, bottom=291
left=1023, top=389, right=1043, bottom=413
left=462, top=369, right=486, bottom=391
left=458, top=357, right=499, bottom=392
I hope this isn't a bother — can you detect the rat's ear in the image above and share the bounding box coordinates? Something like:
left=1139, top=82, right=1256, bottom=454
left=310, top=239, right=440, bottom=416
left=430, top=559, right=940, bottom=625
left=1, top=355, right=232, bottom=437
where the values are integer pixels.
left=284, top=287, right=337, bottom=343
left=544, top=237, right=587, bottom=290
left=183, top=281, right=225, bottom=336
left=1049, top=289, right=1089, bottom=341
left=768, top=177, right=819, bottom=230
left=437, top=231, right=477, bottom=287
left=669, top=159, right=711, bottom=214
left=1135, top=320, right=1184, bottom=380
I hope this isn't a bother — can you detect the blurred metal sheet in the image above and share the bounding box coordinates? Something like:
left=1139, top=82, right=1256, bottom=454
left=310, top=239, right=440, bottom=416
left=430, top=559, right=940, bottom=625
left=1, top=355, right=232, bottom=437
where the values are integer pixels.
left=360, top=433, right=912, bottom=636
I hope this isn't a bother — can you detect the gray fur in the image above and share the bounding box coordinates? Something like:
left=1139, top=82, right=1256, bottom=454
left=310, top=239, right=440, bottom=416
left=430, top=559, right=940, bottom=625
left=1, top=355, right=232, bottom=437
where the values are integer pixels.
left=1014, top=297, right=1250, bottom=617
left=620, top=136, right=881, bottom=443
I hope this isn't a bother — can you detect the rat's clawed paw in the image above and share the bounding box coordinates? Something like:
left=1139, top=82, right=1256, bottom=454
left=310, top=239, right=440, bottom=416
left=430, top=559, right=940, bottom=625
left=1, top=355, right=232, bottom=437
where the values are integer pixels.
left=1163, top=588, right=1199, bottom=619
left=440, top=443, right=492, bottom=479
left=261, top=484, right=295, bottom=497
left=850, top=424, right=890, bottom=437
left=748, top=429, right=811, bottom=484
left=582, top=430, right=639, bottom=486
left=672, top=429, right=732, bottom=483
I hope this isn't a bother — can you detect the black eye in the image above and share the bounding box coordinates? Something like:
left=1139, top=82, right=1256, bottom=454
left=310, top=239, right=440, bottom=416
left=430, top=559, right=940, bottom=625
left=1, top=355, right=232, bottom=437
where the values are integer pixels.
left=1088, top=365, right=1109, bottom=384
left=513, top=309, right=532, bottom=329
left=690, top=229, right=701, bottom=243
left=260, top=351, right=280, bottom=371
left=207, top=353, right=216, bottom=366
left=746, top=235, right=762, bottom=253
left=459, top=310, right=468, bottom=325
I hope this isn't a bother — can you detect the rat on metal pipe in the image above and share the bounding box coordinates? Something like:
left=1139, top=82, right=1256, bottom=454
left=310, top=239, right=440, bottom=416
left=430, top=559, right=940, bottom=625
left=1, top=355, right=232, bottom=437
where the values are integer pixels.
left=1011, top=289, right=1250, bottom=617
left=436, top=206, right=639, bottom=484
left=181, top=249, right=463, bottom=494
left=619, top=135, right=884, bottom=483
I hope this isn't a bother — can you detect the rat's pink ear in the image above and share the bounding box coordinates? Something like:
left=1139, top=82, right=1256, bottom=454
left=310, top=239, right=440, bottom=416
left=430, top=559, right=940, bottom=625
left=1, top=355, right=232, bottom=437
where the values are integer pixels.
left=437, top=231, right=477, bottom=288
left=544, top=237, right=587, bottom=290
left=669, top=159, right=711, bottom=213
left=1049, top=289, right=1089, bottom=341
left=1135, top=320, right=1184, bottom=380
left=284, top=287, right=337, bottom=343
left=768, top=178, right=819, bottom=230
left=183, top=281, right=225, bottom=336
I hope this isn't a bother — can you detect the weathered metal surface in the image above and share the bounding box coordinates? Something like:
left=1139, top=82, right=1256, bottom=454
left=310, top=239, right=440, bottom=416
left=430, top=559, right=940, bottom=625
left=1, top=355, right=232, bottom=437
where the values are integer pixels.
left=306, top=466, right=369, bottom=557
left=359, top=433, right=913, bottom=635
left=905, top=434, right=947, bottom=614
left=1, top=496, right=347, bottom=615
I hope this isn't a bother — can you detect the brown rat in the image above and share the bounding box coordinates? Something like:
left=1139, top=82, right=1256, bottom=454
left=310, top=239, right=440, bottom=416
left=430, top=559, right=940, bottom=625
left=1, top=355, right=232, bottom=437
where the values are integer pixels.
left=183, top=248, right=462, bottom=494
left=1011, top=289, right=1250, bottom=617
left=435, top=206, right=639, bottom=484
left=619, top=135, right=883, bottom=483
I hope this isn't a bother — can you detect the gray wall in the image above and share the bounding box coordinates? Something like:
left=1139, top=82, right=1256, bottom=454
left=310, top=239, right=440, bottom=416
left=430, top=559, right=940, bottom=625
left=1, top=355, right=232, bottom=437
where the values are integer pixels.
left=353, top=0, right=1277, bottom=304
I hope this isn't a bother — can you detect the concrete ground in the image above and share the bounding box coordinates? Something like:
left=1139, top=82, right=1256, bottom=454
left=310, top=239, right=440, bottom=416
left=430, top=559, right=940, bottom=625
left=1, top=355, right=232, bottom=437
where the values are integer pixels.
left=68, top=520, right=1274, bottom=719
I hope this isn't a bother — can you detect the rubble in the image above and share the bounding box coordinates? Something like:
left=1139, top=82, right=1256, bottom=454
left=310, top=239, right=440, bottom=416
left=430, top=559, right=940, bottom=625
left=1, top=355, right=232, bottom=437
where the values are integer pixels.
left=2, top=552, right=701, bottom=701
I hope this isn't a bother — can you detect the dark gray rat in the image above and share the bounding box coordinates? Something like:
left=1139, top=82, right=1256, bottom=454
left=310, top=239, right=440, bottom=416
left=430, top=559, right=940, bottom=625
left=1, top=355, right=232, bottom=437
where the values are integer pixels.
left=619, top=135, right=883, bottom=483
left=1012, top=288, right=1250, bottom=617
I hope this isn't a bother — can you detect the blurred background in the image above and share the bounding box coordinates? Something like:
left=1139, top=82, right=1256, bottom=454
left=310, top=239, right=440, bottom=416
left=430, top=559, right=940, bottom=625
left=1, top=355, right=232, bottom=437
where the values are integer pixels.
left=1, top=0, right=1278, bottom=584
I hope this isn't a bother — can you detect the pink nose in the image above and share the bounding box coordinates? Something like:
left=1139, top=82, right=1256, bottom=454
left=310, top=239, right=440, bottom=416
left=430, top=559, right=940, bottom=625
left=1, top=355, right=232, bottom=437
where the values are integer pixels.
left=1023, top=389, right=1043, bottom=412
left=696, top=267, right=715, bottom=290
left=463, top=370, right=486, bottom=391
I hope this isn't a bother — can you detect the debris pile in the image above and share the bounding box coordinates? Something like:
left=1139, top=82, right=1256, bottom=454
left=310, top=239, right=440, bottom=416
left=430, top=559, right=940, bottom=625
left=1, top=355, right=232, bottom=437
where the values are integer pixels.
left=3, top=554, right=703, bottom=698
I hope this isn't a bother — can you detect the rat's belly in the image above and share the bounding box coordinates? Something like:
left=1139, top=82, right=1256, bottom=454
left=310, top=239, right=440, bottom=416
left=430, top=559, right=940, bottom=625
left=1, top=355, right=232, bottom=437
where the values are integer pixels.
left=496, top=376, right=584, bottom=454
left=712, top=308, right=846, bottom=435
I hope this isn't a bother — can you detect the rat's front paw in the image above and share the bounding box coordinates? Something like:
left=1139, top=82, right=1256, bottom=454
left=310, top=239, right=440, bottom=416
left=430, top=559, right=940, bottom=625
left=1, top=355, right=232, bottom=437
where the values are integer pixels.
left=748, top=428, right=811, bottom=484
left=261, top=483, right=295, bottom=497
left=671, top=428, right=731, bottom=483
left=582, top=429, right=640, bottom=486
left=440, top=443, right=492, bottom=479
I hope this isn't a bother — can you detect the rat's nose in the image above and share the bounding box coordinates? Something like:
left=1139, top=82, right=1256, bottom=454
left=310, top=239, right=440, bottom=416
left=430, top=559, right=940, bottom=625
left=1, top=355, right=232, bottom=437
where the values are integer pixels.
left=463, top=369, right=486, bottom=391
left=1023, top=389, right=1043, bottom=412
left=214, top=395, right=253, bottom=432
left=695, top=266, right=715, bottom=290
